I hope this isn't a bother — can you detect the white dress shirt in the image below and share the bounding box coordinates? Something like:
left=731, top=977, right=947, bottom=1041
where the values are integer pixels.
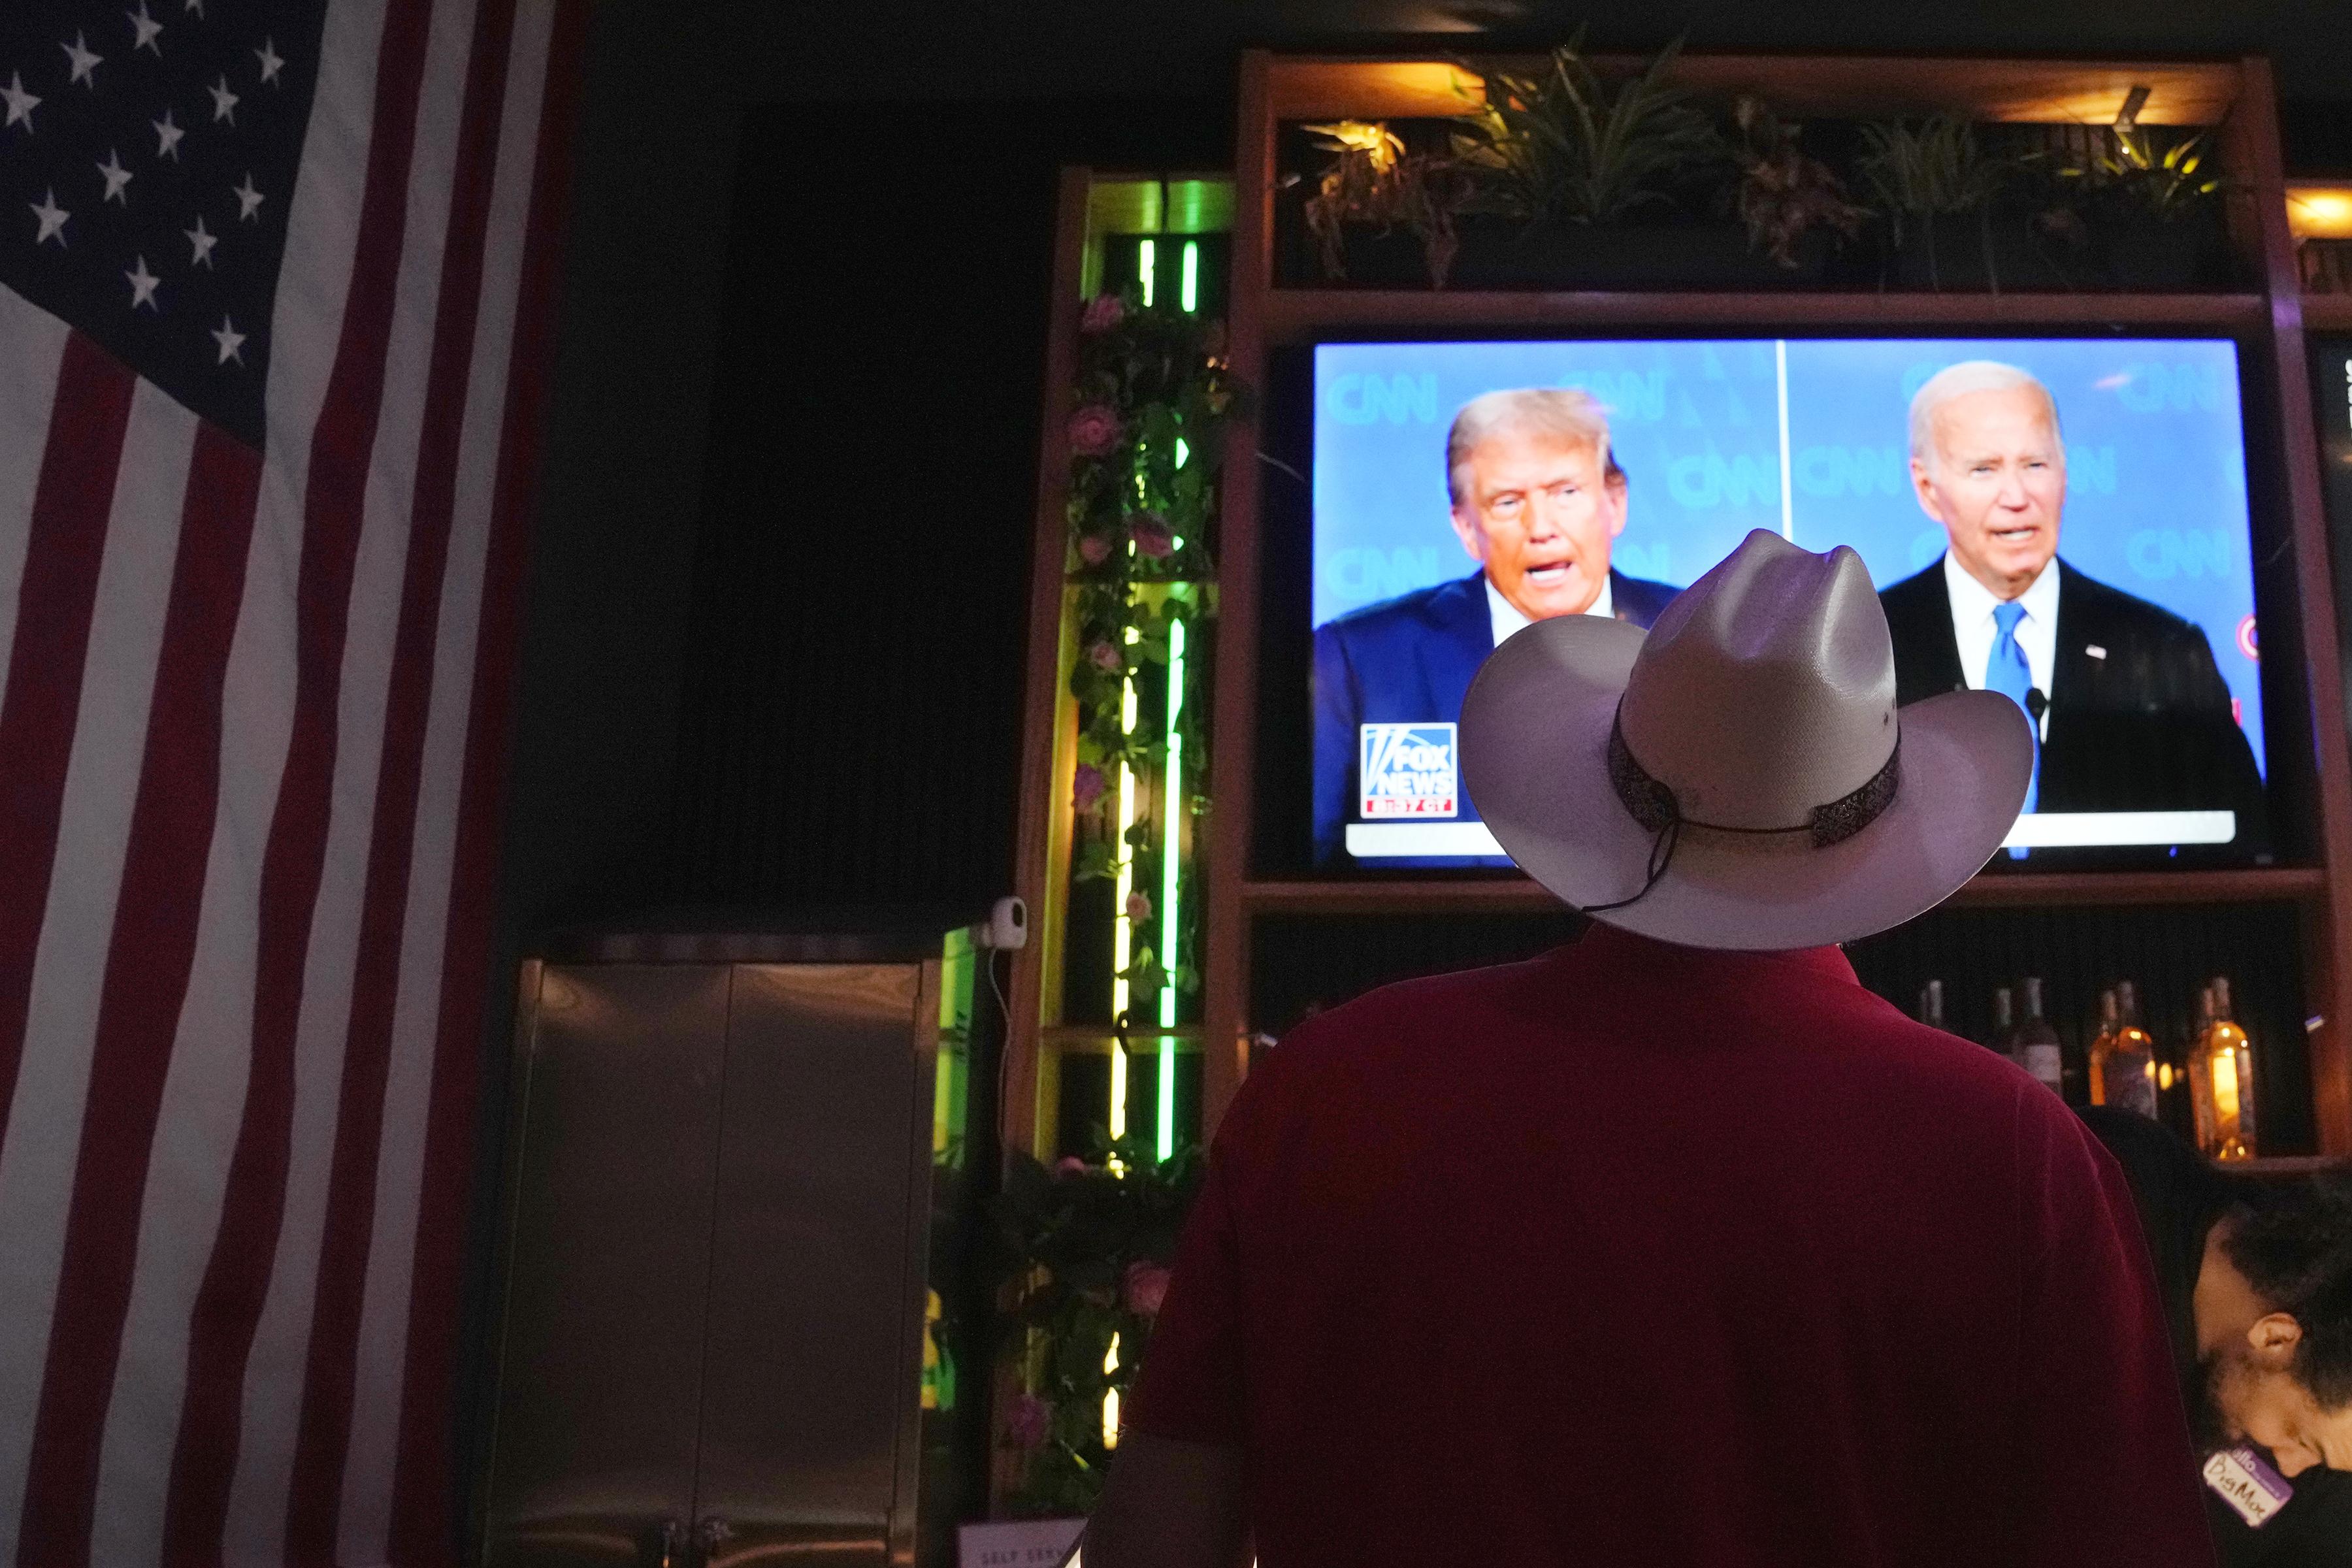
left=1486, top=572, right=1614, bottom=647
left=1944, top=551, right=2057, bottom=740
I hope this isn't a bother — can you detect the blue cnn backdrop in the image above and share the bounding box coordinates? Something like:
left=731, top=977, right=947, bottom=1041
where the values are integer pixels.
left=1312, top=337, right=2262, bottom=777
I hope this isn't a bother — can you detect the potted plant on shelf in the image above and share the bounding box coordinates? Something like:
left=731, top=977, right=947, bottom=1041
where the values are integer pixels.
left=1443, top=34, right=1782, bottom=288
left=2054, top=126, right=2229, bottom=289
left=1857, top=115, right=2017, bottom=291
left=1298, top=118, right=1477, bottom=289
left=1723, top=96, right=1870, bottom=278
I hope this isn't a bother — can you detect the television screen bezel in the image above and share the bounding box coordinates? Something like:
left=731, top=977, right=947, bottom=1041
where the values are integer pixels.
left=1251, top=323, right=2308, bottom=884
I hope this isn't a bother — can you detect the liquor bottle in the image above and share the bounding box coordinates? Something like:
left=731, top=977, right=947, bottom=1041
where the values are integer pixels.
left=2177, top=987, right=2217, bottom=1143
left=2014, top=977, right=2065, bottom=1098
left=2091, top=981, right=2159, bottom=1119
left=1990, top=987, right=2015, bottom=1054
left=1919, top=979, right=1950, bottom=1034
left=2190, top=977, right=2259, bottom=1160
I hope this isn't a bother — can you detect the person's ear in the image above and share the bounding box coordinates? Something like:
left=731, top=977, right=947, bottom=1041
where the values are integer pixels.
left=1605, top=472, right=1629, bottom=540
left=1449, top=506, right=1486, bottom=563
left=2249, top=1312, right=2305, bottom=1368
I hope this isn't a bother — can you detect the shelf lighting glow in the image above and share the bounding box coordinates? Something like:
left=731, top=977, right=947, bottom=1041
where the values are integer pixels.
left=1180, top=240, right=1199, bottom=313
left=1109, top=624, right=1141, bottom=1148
left=1157, top=617, right=1185, bottom=1162
left=1103, top=1333, right=1121, bottom=1448
left=1137, top=239, right=1156, bottom=307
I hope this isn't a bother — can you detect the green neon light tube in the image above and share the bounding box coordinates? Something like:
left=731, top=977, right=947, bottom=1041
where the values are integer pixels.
left=1180, top=240, right=1199, bottom=313
left=1173, top=436, right=1189, bottom=468
left=1158, top=617, right=1185, bottom=1158
left=1138, top=238, right=1156, bottom=308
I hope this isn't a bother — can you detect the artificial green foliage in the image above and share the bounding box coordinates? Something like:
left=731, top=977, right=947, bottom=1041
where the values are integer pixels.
left=1855, top=116, right=2012, bottom=240
left=1450, top=33, right=1723, bottom=226
left=989, top=1135, right=1207, bottom=1517
left=1062, top=290, right=1243, bottom=1020
left=2057, top=127, right=2223, bottom=222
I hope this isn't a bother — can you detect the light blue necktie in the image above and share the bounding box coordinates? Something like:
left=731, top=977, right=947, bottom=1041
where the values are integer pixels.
left=1987, top=601, right=2038, bottom=855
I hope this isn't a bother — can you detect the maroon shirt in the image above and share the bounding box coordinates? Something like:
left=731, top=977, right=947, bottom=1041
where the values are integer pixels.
left=1126, top=924, right=2215, bottom=1566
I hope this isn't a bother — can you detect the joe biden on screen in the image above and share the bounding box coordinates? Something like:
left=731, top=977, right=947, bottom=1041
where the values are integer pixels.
left=1876, top=361, right=2264, bottom=847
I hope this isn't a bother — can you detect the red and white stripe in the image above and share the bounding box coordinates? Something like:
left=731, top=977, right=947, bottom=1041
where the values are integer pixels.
left=0, top=1, right=584, bottom=1563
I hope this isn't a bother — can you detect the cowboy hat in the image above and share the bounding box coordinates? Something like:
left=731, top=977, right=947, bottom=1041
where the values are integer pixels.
left=1461, top=529, right=2033, bottom=949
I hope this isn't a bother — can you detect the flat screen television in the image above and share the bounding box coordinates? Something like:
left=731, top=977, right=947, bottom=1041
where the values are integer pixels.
left=1301, top=336, right=2270, bottom=872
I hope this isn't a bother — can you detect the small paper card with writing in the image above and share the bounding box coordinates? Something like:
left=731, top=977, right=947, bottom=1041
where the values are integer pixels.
left=957, top=1517, right=1085, bottom=1568
left=2204, top=1445, right=2293, bottom=1528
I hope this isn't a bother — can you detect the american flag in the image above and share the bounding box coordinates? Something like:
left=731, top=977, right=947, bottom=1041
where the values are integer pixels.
left=0, top=0, right=580, bottom=1562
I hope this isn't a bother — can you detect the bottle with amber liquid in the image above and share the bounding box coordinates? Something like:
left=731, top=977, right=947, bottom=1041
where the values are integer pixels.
left=2190, top=976, right=2259, bottom=1161
left=2091, top=982, right=2159, bottom=1119
left=2013, top=977, right=2065, bottom=1098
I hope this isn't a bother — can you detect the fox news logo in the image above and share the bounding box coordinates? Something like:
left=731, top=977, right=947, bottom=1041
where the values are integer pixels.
left=1361, top=724, right=1458, bottom=818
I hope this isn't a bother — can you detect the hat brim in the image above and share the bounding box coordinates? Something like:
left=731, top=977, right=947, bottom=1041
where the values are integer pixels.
left=1461, top=613, right=2035, bottom=950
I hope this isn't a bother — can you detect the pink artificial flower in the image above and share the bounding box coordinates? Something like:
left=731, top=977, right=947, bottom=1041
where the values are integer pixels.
left=1072, top=764, right=1105, bottom=814
left=1130, top=514, right=1175, bottom=559
left=1088, top=640, right=1124, bottom=674
left=1081, top=294, right=1126, bottom=333
left=1005, top=1392, right=1053, bottom=1449
left=1122, top=1261, right=1173, bottom=1318
left=1068, top=404, right=1122, bottom=457
left=1124, top=890, right=1152, bottom=924
left=1077, top=533, right=1113, bottom=566
left=1054, top=1154, right=1090, bottom=1177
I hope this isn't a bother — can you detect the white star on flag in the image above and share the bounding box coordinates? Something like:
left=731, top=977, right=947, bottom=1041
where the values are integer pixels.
left=98, top=149, right=134, bottom=204
left=185, top=213, right=217, bottom=267
left=30, top=188, right=69, bottom=246
left=129, top=2, right=165, bottom=55
left=63, top=31, right=105, bottom=88
left=255, top=37, right=285, bottom=84
left=211, top=313, right=244, bottom=363
left=154, top=108, right=184, bottom=159
left=126, top=256, right=161, bottom=310
left=208, top=74, right=238, bottom=123
left=3, top=71, right=40, bottom=130
left=233, top=172, right=264, bottom=221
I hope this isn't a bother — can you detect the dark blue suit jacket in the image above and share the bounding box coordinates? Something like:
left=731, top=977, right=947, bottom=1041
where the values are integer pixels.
left=1311, top=568, right=1678, bottom=864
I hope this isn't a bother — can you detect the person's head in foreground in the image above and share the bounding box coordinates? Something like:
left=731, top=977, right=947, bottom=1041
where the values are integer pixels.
left=1083, top=536, right=2229, bottom=1568
left=2197, top=1175, right=2352, bottom=1475
left=1446, top=387, right=1628, bottom=623
left=1461, top=526, right=2031, bottom=947
left=1909, top=360, right=2065, bottom=602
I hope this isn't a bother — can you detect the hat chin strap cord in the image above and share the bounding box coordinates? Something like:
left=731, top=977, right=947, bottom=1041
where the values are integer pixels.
left=1582, top=709, right=1901, bottom=915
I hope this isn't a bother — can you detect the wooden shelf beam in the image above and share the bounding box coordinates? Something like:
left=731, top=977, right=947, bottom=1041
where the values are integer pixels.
left=1266, top=54, right=2244, bottom=127
left=1264, top=290, right=2269, bottom=340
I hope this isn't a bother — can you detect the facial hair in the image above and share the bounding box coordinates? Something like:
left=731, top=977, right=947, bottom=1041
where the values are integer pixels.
left=2195, top=1347, right=2236, bottom=1454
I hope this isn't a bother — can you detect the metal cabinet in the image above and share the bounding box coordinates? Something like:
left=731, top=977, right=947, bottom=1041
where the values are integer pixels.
left=482, top=933, right=943, bottom=1568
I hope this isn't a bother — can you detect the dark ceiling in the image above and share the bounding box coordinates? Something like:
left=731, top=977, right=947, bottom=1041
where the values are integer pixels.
left=754, top=0, right=2352, bottom=140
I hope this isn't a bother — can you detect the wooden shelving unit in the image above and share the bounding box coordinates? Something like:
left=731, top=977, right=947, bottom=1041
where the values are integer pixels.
left=1196, top=49, right=2352, bottom=1156
left=1002, top=54, right=2352, bottom=1177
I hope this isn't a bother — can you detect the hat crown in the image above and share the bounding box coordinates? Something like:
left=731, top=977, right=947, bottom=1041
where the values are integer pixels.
left=1618, top=531, right=1897, bottom=832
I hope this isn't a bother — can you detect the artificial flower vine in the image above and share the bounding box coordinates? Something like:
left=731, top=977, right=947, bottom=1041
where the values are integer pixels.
left=1062, top=290, right=1245, bottom=1018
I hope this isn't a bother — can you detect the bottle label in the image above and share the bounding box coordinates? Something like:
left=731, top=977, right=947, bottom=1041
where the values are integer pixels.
left=2204, top=1445, right=2293, bottom=1527
left=2112, top=1056, right=2158, bottom=1118
left=2022, top=1044, right=2062, bottom=1091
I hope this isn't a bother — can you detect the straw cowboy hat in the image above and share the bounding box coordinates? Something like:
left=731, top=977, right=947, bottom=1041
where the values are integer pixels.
left=1462, top=529, right=2033, bottom=950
